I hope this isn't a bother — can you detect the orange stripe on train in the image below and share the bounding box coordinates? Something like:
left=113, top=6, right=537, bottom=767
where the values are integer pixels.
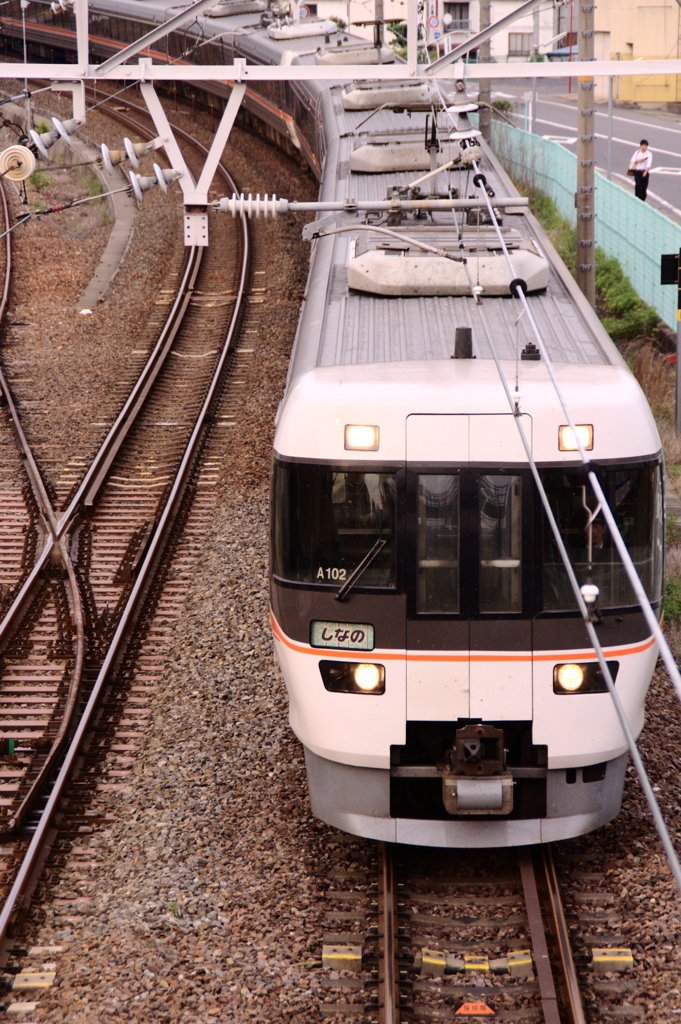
left=270, top=612, right=656, bottom=663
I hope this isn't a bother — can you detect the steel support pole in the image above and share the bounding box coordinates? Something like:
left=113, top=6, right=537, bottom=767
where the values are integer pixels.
left=531, top=7, right=539, bottom=135
left=607, top=76, right=613, bottom=180
left=478, top=0, right=492, bottom=142
left=575, top=1, right=595, bottom=307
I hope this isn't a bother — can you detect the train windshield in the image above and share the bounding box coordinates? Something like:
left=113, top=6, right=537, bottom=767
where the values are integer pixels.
left=541, top=463, right=663, bottom=611
left=272, top=464, right=396, bottom=588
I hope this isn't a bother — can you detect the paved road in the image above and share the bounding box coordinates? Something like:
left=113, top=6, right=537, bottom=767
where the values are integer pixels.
left=491, top=80, right=681, bottom=220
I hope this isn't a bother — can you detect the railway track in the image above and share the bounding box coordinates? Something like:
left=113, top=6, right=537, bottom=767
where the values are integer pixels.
left=0, top=183, right=45, bottom=625
left=0, top=48, right=673, bottom=1024
left=320, top=842, right=650, bottom=1023
left=0, top=92, right=254, bottom=991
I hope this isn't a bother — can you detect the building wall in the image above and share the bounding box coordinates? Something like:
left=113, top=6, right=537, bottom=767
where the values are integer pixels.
left=594, top=0, right=680, bottom=103
left=312, top=0, right=558, bottom=56
left=313, top=0, right=679, bottom=102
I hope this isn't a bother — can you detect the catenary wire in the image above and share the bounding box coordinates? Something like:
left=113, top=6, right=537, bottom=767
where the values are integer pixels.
left=421, top=68, right=681, bottom=888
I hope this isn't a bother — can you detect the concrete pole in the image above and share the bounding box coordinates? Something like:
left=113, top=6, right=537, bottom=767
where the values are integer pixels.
left=676, top=250, right=681, bottom=437
left=575, top=0, right=596, bottom=307
left=606, top=76, right=613, bottom=179
left=478, top=0, right=492, bottom=142
left=374, top=0, right=384, bottom=48
left=531, top=7, right=539, bottom=135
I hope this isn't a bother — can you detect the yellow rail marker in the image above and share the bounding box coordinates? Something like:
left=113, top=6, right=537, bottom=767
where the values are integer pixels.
left=6, top=1001, right=38, bottom=1015
left=591, top=947, right=634, bottom=973
left=322, top=943, right=362, bottom=972
left=508, top=949, right=534, bottom=977
left=463, top=954, right=489, bottom=972
left=11, top=970, right=56, bottom=991
left=420, top=947, right=447, bottom=976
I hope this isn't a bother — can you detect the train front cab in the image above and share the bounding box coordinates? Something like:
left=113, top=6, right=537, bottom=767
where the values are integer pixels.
left=271, top=412, right=663, bottom=848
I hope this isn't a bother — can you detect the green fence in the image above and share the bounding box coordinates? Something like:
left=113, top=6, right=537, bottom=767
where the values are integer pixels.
left=490, top=121, right=681, bottom=330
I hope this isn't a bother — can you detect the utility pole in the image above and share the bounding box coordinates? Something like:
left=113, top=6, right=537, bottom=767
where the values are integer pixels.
left=575, top=0, right=596, bottom=306
left=478, top=0, right=492, bottom=142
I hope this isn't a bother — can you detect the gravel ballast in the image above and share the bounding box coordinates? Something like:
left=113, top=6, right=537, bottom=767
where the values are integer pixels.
left=1, top=99, right=679, bottom=1023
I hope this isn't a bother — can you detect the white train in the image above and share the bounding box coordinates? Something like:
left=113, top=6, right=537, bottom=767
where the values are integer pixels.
left=2, top=0, right=664, bottom=846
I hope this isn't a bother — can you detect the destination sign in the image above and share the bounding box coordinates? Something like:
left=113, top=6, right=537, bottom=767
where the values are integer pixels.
left=310, top=621, right=375, bottom=651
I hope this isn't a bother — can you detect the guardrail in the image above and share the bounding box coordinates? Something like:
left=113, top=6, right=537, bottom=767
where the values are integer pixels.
left=491, top=120, right=679, bottom=330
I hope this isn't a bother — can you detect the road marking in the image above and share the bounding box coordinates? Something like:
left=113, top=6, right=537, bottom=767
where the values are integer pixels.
left=511, top=113, right=681, bottom=162
left=501, top=93, right=681, bottom=139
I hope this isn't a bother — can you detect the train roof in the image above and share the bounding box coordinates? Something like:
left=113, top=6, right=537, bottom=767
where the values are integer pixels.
left=290, top=87, right=621, bottom=374
left=82, top=1, right=625, bottom=377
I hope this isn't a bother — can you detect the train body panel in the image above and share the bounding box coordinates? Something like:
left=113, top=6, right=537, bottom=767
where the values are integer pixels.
left=272, top=622, right=407, bottom=768
left=273, top=362, right=660, bottom=464
left=304, top=747, right=629, bottom=847
left=2, top=0, right=664, bottom=847
left=272, top=608, right=657, bottom=761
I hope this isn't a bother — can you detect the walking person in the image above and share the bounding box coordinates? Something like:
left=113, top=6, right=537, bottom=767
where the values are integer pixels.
left=629, top=139, right=652, bottom=201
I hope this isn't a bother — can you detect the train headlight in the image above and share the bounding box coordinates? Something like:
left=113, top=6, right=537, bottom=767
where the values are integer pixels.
left=553, top=661, right=619, bottom=694
left=555, top=663, right=585, bottom=692
left=319, top=660, right=385, bottom=694
left=558, top=424, right=593, bottom=451
left=352, top=663, right=383, bottom=691
left=345, top=424, right=379, bottom=451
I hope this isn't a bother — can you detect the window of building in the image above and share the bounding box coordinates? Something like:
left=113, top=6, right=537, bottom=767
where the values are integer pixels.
left=508, top=32, right=532, bottom=56
left=443, top=2, right=469, bottom=32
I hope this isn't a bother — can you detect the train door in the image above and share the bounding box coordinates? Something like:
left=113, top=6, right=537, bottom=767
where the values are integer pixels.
left=468, top=415, right=533, bottom=721
left=405, top=415, right=470, bottom=721
left=405, top=413, right=533, bottom=724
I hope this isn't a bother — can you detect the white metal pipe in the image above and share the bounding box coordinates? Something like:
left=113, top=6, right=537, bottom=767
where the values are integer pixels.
left=2, top=60, right=680, bottom=83
left=216, top=193, right=528, bottom=216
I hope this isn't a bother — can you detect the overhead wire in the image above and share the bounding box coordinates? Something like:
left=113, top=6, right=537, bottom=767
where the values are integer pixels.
left=8, top=0, right=679, bottom=884
left=425, top=42, right=680, bottom=701
left=421, top=57, right=681, bottom=888
left=460, top=253, right=681, bottom=892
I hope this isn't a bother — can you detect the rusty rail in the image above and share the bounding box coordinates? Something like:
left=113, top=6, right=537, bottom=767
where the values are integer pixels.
left=0, top=106, right=252, bottom=966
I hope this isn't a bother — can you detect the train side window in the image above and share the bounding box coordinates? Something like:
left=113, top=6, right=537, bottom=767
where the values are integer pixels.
left=540, top=462, right=663, bottom=611
left=416, top=475, right=459, bottom=614
left=478, top=475, right=522, bottom=613
left=272, top=463, right=396, bottom=588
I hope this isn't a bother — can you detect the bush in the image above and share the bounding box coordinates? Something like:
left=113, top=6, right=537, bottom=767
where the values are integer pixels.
left=527, top=190, right=659, bottom=340
left=80, top=169, right=104, bottom=198
left=29, top=169, right=52, bottom=190
left=664, top=574, right=681, bottom=622
left=596, top=251, right=659, bottom=340
left=491, top=98, right=514, bottom=117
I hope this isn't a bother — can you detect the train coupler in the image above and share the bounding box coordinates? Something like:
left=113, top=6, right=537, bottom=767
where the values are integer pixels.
left=442, top=724, right=514, bottom=815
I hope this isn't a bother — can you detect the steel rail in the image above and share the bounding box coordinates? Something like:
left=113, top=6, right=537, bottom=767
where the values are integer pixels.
left=5, top=537, right=86, bottom=832
left=377, top=843, right=399, bottom=1024
left=0, top=178, right=59, bottom=649
left=541, top=847, right=588, bottom=1024
left=0, top=94, right=220, bottom=843
left=0, top=131, right=251, bottom=965
left=0, top=99, right=199, bottom=643
left=0, top=183, right=55, bottom=534
left=0, top=105, right=198, bottom=831
left=518, top=850, right=563, bottom=1024
left=0, top=182, right=87, bottom=835
left=56, top=242, right=202, bottom=530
